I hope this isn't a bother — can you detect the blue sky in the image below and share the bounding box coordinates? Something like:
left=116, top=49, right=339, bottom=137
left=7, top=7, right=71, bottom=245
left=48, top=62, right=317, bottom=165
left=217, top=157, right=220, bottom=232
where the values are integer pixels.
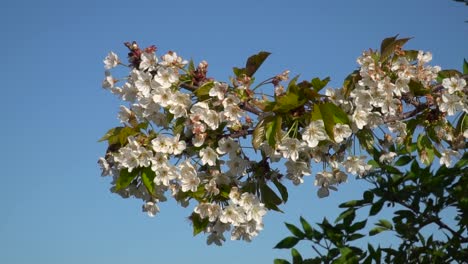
left=1, top=0, right=466, bottom=263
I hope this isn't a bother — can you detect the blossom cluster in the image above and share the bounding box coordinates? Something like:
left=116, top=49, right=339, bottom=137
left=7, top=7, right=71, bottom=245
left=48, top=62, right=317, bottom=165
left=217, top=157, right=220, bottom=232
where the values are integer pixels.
left=98, top=41, right=467, bottom=244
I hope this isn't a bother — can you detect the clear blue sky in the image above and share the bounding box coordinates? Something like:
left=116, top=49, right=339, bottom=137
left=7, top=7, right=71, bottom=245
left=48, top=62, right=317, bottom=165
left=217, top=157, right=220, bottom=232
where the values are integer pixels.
left=1, top=0, right=466, bottom=263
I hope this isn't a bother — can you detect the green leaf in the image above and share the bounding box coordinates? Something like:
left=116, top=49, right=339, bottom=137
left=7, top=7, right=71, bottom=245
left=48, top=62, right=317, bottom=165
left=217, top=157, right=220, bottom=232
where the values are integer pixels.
left=408, top=79, right=429, bottom=96
left=317, top=102, right=350, bottom=140
left=191, top=212, right=209, bottom=236
left=193, top=81, right=214, bottom=99
left=300, top=216, right=313, bottom=239
left=356, top=128, right=375, bottom=152
left=141, top=167, right=156, bottom=195
left=274, top=259, right=291, bottom=264
left=285, top=223, right=305, bottom=238
left=437, top=69, right=462, bottom=83
left=273, top=178, right=289, bottom=203
left=347, top=233, right=365, bottom=241
left=273, top=92, right=306, bottom=113
left=339, top=200, right=362, bottom=208
left=335, top=208, right=356, bottom=224
left=291, top=248, right=303, bottom=264
left=369, top=227, right=387, bottom=236
left=245, top=51, right=271, bottom=77
left=274, top=236, right=300, bottom=249
left=363, top=191, right=374, bottom=203
left=463, top=59, right=468, bottom=74
left=311, top=77, right=330, bottom=92
left=349, top=220, right=367, bottom=233
left=98, top=127, right=122, bottom=142
left=380, top=35, right=411, bottom=61
left=376, top=219, right=393, bottom=230
left=369, top=199, right=384, bottom=216
left=260, top=183, right=283, bottom=212
left=395, top=155, right=412, bottom=166
left=233, top=67, right=246, bottom=77
left=252, top=118, right=267, bottom=150
left=116, top=168, right=138, bottom=190
left=265, top=115, right=283, bottom=148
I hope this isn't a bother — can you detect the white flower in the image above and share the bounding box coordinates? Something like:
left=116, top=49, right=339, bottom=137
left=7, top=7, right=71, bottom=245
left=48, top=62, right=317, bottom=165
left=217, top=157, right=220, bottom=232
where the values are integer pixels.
left=181, top=173, right=200, bottom=192
left=285, top=160, right=311, bottom=185
left=153, top=165, right=177, bottom=186
left=154, top=67, right=178, bottom=88
left=117, top=105, right=133, bottom=124
left=160, top=51, right=187, bottom=67
left=440, top=149, right=461, bottom=167
left=302, top=120, right=328, bottom=148
left=209, top=82, right=228, bottom=100
left=142, top=201, right=159, bottom=217
left=229, top=187, right=242, bottom=205
left=135, top=71, right=158, bottom=97
left=152, top=87, right=174, bottom=108
left=439, top=93, right=463, bottom=116
left=102, top=71, right=115, bottom=89
left=220, top=204, right=245, bottom=226
left=417, top=51, right=432, bottom=64
left=442, top=77, right=466, bottom=94
left=205, top=179, right=220, bottom=196
left=246, top=203, right=267, bottom=223
left=464, top=129, right=468, bottom=139
left=352, top=109, right=369, bottom=130
left=379, top=152, right=397, bottom=164
left=278, top=138, right=306, bottom=161
left=343, top=156, right=371, bottom=176
left=104, top=51, right=120, bottom=69
left=216, top=137, right=240, bottom=155
left=200, top=147, right=218, bottom=166
left=333, top=123, right=352, bottom=143
left=139, top=52, right=158, bottom=71
left=151, top=135, right=173, bottom=154
left=98, top=157, right=112, bottom=176
left=227, top=156, right=250, bottom=176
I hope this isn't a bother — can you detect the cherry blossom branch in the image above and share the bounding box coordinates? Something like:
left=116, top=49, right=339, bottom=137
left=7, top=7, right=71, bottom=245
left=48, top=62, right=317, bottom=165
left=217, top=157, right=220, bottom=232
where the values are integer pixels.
left=179, top=82, right=262, bottom=115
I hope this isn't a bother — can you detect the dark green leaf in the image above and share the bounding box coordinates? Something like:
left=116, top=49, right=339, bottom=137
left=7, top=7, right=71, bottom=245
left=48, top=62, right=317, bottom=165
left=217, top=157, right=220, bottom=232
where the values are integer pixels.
left=463, top=58, right=468, bottom=74
left=395, top=156, right=412, bottom=166
left=335, top=208, right=356, bottom=224
left=260, top=183, right=283, bottom=211
left=191, top=212, right=209, bottom=236
left=369, top=227, right=387, bottom=236
left=274, top=259, right=291, bottom=264
left=408, top=79, right=429, bottom=96
left=349, top=220, right=367, bottom=233
left=347, top=233, right=365, bottom=241
left=273, top=178, right=289, bottom=203
left=245, top=51, right=271, bottom=77
left=339, top=200, right=362, bottom=208
left=285, top=223, right=305, bottom=238
left=291, top=248, right=303, bottom=264
left=363, top=191, right=374, bottom=203
left=116, top=168, right=138, bottom=190
left=300, top=216, right=313, bottom=239
left=311, top=77, right=330, bottom=92
left=274, top=236, right=300, bottom=249
left=369, top=199, right=384, bottom=216
left=98, top=127, right=122, bottom=142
